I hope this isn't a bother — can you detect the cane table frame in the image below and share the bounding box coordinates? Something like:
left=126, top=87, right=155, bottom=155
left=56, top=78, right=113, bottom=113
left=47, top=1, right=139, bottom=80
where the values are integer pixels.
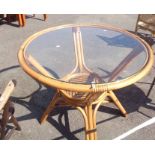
left=18, top=24, right=154, bottom=140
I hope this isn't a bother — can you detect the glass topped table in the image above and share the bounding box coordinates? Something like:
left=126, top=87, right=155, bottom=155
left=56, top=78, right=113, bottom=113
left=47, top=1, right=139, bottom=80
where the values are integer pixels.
left=18, top=24, right=154, bottom=140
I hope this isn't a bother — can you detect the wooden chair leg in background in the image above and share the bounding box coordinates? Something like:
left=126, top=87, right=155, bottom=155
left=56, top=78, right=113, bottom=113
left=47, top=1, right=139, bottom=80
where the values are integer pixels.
left=135, top=14, right=140, bottom=34
left=134, top=15, right=155, bottom=98
left=6, top=14, right=11, bottom=23
left=21, top=14, right=26, bottom=27
left=43, top=14, right=47, bottom=21
left=16, top=14, right=23, bottom=27
left=0, top=80, right=21, bottom=140
left=0, top=101, right=21, bottom=140
left=31, top=14, right=47, bottom=21
left=16, top=14, right=47, bottom=27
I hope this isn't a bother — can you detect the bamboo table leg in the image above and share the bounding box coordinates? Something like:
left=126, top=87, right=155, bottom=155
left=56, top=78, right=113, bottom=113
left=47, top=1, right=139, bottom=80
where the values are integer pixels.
left=77, top=104, right=97, bottom=140
left=40, top=90, right=127, bottom=140
left=85, top=104, right=97, bottom=140
left=40, top=92, right=60, bottom=124
left=108, top=90, right=127, bottom=116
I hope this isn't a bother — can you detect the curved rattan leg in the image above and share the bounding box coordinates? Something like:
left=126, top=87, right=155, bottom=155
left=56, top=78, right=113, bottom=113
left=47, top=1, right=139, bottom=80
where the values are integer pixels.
left=108, top=91, right=127, bottom=116
left=77, top=104, right=97, bottom=140
left=76, top=92, right=107, bottom=140
left=77, top=107, right=89, bottom=140
left=87, top=104, right=96, bottom=140
left=40, top=92, right=60, bottom=124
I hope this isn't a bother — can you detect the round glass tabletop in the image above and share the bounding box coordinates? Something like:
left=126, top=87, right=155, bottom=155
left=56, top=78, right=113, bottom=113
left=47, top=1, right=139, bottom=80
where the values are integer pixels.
left=18, top=24, right=153, bottom=92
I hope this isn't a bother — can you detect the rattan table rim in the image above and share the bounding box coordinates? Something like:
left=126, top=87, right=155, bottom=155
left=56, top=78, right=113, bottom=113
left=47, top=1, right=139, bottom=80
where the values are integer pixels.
left=18, top=23, right=154, bottom=93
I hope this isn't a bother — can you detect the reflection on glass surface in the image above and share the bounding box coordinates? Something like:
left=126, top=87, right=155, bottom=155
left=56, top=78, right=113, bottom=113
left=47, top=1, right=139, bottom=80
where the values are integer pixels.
left=25, top=26, right=148, bottom=84
left=26, top=28, right=76, bottom=79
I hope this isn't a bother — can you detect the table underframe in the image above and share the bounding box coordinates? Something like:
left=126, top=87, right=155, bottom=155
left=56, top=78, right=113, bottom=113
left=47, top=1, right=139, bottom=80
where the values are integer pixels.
left=40, top=89, right=127, bottom=140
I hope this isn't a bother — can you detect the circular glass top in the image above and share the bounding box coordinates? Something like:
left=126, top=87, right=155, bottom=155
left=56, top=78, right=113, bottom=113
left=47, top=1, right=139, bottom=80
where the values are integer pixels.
left=20, top=24, right=153, bottom=88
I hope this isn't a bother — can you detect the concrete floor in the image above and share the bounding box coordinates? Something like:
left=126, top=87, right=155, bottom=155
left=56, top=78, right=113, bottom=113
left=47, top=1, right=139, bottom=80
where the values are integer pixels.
left=0, top=14, right=155, bottom=140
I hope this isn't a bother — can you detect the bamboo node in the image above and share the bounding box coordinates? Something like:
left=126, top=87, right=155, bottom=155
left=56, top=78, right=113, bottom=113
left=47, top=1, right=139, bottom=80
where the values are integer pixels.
left=86, top=128, right=97, bottom=134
